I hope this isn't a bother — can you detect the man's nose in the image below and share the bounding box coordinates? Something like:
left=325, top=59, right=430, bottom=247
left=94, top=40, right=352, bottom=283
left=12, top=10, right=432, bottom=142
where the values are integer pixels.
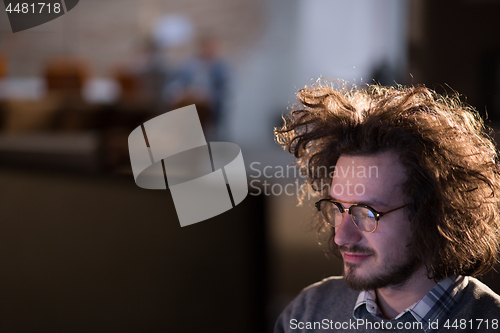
left=334, top=213, right=363, bottom=246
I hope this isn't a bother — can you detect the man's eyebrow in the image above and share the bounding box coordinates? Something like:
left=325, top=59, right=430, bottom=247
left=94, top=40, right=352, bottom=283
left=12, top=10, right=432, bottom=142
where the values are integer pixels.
left=329, top=197, right=389, bottom=208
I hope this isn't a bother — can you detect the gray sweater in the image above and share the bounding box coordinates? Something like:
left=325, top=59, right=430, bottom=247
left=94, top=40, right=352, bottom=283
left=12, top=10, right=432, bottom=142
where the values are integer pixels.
left=275, top=277, right=500, bottom=332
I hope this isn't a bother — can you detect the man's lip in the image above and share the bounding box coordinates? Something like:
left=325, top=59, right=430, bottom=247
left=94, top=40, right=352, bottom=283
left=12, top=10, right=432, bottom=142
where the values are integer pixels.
left=342, top=252, right=371, bottom=263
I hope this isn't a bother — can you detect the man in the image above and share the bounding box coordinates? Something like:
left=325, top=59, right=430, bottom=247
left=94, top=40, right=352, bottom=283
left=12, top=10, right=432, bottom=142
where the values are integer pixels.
left=166, top=35, right=230, bottom=139
left=274, top=82, right=500, bottom=332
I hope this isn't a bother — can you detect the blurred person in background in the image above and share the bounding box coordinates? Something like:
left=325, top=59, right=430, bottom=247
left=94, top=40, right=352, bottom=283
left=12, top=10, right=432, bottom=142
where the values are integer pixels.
left=135, top=38, right=171, bottom=112
left=274, top=81, right=500, bottom=332
left=165, top=34, right=230, bottom=140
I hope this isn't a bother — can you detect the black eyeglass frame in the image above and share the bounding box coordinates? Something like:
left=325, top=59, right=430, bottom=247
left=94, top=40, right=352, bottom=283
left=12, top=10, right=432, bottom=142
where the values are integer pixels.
left=314, top=199, right=407, bottom=233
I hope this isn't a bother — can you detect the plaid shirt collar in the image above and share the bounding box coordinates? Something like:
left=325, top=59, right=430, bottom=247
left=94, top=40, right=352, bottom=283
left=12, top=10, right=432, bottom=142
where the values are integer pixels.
left=353, top=276, right=468, bottom=333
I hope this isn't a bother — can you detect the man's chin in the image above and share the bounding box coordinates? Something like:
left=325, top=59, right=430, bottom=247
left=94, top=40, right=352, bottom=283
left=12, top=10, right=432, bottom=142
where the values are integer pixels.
left=343, top=256, right=421, bottom=291
left=343, top=265, right=378, bottom=291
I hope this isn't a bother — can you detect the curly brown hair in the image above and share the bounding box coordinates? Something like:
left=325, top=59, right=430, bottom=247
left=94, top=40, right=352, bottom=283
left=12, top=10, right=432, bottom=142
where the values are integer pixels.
left=275, top=80, right=500, bottom=280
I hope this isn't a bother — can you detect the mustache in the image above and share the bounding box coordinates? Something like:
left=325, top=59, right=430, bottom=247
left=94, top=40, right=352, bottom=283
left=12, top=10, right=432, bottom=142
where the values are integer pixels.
left=339, top=244, right=375, bottom=256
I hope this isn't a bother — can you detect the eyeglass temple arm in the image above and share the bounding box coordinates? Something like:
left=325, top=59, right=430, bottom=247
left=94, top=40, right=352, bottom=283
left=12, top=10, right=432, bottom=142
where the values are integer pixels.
left=378, top=204, right=407, bottom=216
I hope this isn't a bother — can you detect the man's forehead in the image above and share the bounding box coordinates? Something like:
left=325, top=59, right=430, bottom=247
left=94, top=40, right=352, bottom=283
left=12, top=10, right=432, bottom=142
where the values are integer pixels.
left=330, top=152, right=407, bottom=205
left=334, top=152, right=405, bottom=176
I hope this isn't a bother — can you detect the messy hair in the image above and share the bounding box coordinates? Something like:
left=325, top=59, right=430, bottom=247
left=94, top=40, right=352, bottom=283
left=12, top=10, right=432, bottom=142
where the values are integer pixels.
left=275, top=80, right=500, bottom=280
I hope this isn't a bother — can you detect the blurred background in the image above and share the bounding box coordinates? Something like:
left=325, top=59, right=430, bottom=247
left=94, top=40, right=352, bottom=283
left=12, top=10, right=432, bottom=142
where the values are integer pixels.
left=1, top=0, right=500, bottom=331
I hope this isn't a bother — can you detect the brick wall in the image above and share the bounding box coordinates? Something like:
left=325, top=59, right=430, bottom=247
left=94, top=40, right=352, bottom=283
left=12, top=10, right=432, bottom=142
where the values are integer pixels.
left=0, top=0, right=265, bottom=76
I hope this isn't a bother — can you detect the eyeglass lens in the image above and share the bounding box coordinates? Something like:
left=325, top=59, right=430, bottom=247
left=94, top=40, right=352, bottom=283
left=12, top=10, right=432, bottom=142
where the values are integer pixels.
left=319, top=201, right=377, bottom=232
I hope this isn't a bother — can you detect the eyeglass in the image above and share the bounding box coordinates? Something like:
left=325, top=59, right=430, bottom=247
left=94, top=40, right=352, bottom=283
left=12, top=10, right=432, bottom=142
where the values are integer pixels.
left=314, top=199, right=407, bottom=233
